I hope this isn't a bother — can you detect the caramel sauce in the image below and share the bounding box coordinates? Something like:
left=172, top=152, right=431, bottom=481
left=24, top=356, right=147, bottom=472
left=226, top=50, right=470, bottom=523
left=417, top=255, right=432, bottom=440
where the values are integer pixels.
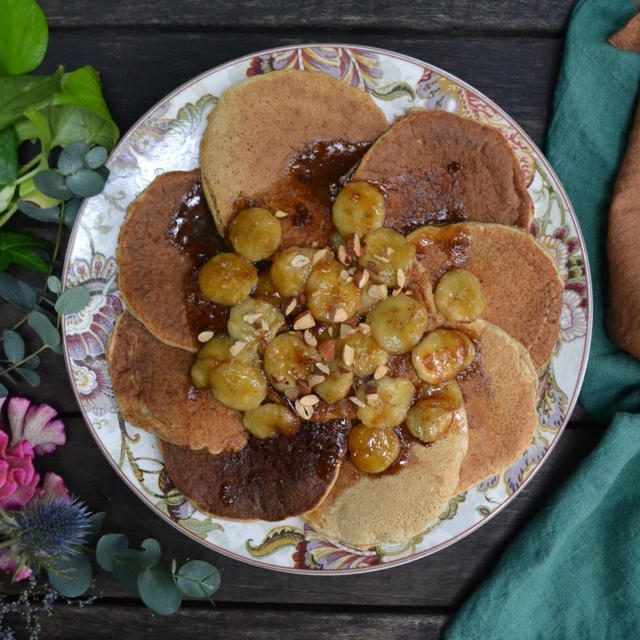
left=168, top=179, right=230, bottom=336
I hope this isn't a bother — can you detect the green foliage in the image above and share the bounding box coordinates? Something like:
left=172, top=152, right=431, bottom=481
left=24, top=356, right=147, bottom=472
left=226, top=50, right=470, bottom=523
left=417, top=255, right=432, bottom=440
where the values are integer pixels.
left=0, top=0, right=49, bottom=76
left=47, top=552, right=92, bottom=598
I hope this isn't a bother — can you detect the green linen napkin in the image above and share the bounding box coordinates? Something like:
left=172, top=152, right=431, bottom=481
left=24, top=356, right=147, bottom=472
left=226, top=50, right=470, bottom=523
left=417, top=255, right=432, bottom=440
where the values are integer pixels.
left=445, top=0, right=640, bottom=637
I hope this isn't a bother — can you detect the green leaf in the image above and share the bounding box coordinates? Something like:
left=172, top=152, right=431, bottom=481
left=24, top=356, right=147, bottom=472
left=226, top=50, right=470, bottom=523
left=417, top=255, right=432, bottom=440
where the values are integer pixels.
left=23, top=108, right=52, bottom=159
left=0, top=382, right=7, bottom=397
left=84, top=146, right=108, bottom=169
left=2, top=329, right=24, bottom=363
left=23, top=354, right=39, bottom=369
left=47, top=104, right=118, bottom=152
left=66, top=169, right=105, bottom=197
left=63, top=197, right=82, bottom=229
left=139, top=538, right=161, bottom=569
left=174, top=560, right=220, bottom=598
left=86, top=512, right=105, bottom=545
left=55, top=285, right=90, bottom=314
left=96, top=533, right=129, bottom=572
left=18, top=177, right=61, bottom=208
left=0, top=272, right=37, bottom=308
left=15, top=367, right=40, bottom=386
left=27, top=310, right=60, bottom=347
left=47, top=275, right=61, bottom=293
left=58, top=141, right=89, bottom=175
left=34, top=169, right=72, bottom=200
left=0, top=68, right=63, bottom=131
left=17, top=199, right=60, bottom=224
left=0, top=231, right=50, bottom=273
left=53, top=66, right=119, bottom=150
left=0, top=127, right=18, bottom=186
left=138, top=567, right=182, bottom=615
left=112, top=549, right=143, bottom=589
left=0, top=182, right=15, bottom=210
left=47, top=553, right=92, bottom=598
left=0, top=0, right=49, bottom=76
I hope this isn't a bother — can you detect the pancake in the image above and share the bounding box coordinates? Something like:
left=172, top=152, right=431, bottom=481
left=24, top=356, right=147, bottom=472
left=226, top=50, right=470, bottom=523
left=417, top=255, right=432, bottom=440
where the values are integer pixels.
left=116, top=169, right=217, bottom=352
left=352, top=110, right=533, bottom=232
left=408, top=223, right=563, bottom=369
left=455, top=319, right=539, bottom=492
left=161, top=418, right=350, bottom=521
left=107, top=312, right=248, bottom=454
left=304, top=407, right=468, bottom=548
left=200, top=69, right=389, bottom=247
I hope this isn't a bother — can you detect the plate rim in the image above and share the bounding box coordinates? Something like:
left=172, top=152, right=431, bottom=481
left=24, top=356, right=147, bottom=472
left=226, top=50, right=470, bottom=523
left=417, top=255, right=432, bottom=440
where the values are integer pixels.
left=61, top=42, right=593, bottom=576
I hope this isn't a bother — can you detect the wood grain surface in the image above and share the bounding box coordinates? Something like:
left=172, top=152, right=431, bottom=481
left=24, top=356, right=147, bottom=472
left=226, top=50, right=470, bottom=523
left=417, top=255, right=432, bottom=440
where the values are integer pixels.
left=0, top=2, right=592, bottom=638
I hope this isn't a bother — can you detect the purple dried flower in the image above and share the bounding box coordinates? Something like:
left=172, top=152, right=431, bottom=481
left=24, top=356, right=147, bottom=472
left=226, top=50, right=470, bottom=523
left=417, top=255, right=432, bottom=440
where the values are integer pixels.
left=1, top=397, right=66, bottom=455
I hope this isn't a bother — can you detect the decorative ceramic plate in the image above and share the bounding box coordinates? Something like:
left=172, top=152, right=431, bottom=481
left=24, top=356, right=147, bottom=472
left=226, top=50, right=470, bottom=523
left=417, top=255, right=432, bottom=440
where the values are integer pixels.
left=62, top=45, right=592, bottom=575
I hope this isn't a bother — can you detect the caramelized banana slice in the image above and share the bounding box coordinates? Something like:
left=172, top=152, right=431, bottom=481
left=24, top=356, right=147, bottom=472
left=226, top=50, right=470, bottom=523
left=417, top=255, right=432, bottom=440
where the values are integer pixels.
left=314, top=360, right=354, bottom=404
left=209, top=360, right=266, bottom=410
left=332, top=181, right=385, bottom=238
left=305, top=258, right=361, bottom=324
left=359, top=228, right=416, bottom=287
left=412, top=328, right=475, bottom=384
left=348, top=425, right=401, bottom=474
left=190, top=359, right=212, bottom=389
left=339, top=332, right=389, bottom=377
left=416, top=378, right=463, bottom=409
left=270, top=247, right=316, bottom=297
left=198, top=253, right=258, bottom=306
left=406, top=399, right=454, bottom=443
left=434, top=269, right=485, bottom=322
left=356, top=376, right=415, bottom=428
left=242, top=403, right=300, bottom=439
left=190, top=335, right=258, bottom=388
left=263, top=332, right=319, bottom=393
left=255, top=271, right=282, bottom=306
left=367, top=293, right=428, bottom=354
left=228, top=207, right=282, bottom=261
left=228, top=299, right=285, bottom=347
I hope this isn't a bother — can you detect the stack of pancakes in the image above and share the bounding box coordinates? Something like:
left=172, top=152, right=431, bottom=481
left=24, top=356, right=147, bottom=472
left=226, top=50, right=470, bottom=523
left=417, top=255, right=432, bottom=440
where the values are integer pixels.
left=108, top=70, right=563, bottom=548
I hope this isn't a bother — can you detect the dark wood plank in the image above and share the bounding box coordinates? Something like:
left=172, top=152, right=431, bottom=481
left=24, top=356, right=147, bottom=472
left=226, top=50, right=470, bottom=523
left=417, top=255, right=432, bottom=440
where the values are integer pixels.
left=24, top=417, right=604, bottom=607
left=39, top=0, right=575, bottom=34
left=26, top=604, right=446, bottom=640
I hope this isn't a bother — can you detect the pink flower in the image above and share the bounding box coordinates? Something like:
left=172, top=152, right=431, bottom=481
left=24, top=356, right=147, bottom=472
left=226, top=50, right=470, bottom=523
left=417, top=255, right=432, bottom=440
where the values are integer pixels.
left=1, top=397, right=66, bottom=455
left=0, top=547, right=32, bottom=581
left=0, top=430, right=39, bottom=511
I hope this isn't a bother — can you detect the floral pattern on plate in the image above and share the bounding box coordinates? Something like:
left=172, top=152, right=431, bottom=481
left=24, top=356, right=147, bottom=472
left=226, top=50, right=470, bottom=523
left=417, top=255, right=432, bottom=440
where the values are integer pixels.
left=62, top=45, right=591, bottom=575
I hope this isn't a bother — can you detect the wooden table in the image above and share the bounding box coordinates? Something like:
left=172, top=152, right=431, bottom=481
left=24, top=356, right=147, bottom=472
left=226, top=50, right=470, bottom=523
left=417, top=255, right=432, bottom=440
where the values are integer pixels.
left=3, top=1, right=603, bottom=637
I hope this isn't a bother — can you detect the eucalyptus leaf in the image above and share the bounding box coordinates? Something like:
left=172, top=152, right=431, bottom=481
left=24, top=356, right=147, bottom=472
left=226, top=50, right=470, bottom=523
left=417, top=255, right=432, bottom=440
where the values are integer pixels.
left=17, top=199, right=60, bottom=223
left=84, top=145, right=108, bottom=169
left=15, top=367, right=40, bottom=386
left=0, top=272, right=37, bottom=308
left=0, top=127, right=18, bottom=186
left=27, top=310, right=60, bottom=347
left=86, top=512, right=105, bottom=545
left=112, top=549, right=143, bottom=589
left=2, top=329, right=24, bottom=363
left=47, top=275, right=61, bottom=293
left=1, top=371, right=15, bottom=384
left=96, top=533, right=129, bottom=572
left=0, top=68, right=63, bottom=131
left=57, top=141, right=89, bottom=175
left=47, top=553, right=92, bottom=598
left=23, top=354, right=39, bottom=370
left=55, top=285, right=90, bottom=314
left=49, top=341, right=63, bottom=355
left=66, top=169, right=105, bottom=198
left=138, top=567, right=182, bottom=615
left=95, top=166, right=110, bottom=182
left=174, top=560, right=220, bottom=598
left=0, top=382, right=7, bottom=397
left=139, top=538, right=161, bottom=569
left=63, top=197, right=83, bottom=229
left=34, top=169, right=72, bottom=200
left=0, top=0, right=49, bottom=76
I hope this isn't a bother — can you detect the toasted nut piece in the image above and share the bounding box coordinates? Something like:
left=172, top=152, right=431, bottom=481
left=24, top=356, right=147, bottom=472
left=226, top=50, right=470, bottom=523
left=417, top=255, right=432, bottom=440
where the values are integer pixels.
left=348, top=396, right=367, bottom=408
left=274, top=209, right=289, bottom=218
left=367, top=294, right=428, bottom=354
left=397, top=268, right=406, bottom=289
left=434, top=268, right=485, bottom=322
left=303, top=329, right=318, bottom=346
left=284, top=298, right=298, bottom=315
left=229, top=340, right=248, bottom=356
left=348, top=425, right=401, bottom=474
left=294, top=398, right=314, bottom=420
left=293, top=311, right=316, bottom=331
left=359, top=228, right=416, bottom=287
left=340, top=323, right=357, bottom=339
left=356, top=376, right=415, bottom=428
left=300, top=394, right=320, bottom=406
left=353, top=234, right=362, bottom=257
left=264, top=332, right=319, bottom=393
left=337, top=244, right=350, bottom=265
left=333, top=307, right=349, bottom=323
left=373, top=364, right=388, bottom=380
left=305, top=258, right=361, bottom=324
left=366, top=393, right=379, bottom=404
left=228, top=299, right=285, bottom=347
left=339, top=332, right=389, bottom=377
left=228, top=207, right=282, bottom=261
left=367, top=284, right=388, bottom=301
left=411, top=328, right=476, bottom=384
left=308, top=374, right=326, bottom=387
left=406, top=399, right=454, bottom=443
left=197, top=330, right=214, bottom=343
left=359, top=322, right=371, bottom=336
left=198, top=253, right=258, bottom=306
left=312, top=248, right=331, bottom=265
left=243, top=403, right=300, bottom=438
left=317, top=339, right=336, bottom=362
left=342, top=343, right=355, bottom=366
left=315, top=361, right=331, bottom=375
left=332, top=181, right=386, bottom=238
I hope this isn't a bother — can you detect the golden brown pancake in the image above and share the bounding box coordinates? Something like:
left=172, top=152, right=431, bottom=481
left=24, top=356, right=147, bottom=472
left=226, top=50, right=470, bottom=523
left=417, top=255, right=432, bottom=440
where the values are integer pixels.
left=200, top=69, right=388, bottom=247
left=304, top=407, right=468, bottom=548
left=161, top=418, right=350, bottom=521
left=117, top=169, right=205, bottom=352
left=455, top=319, right=539, bottom=492
left=352, top=110, right=533, bottom=232
left=408, top=223, right=563, bottom=369
left=107, top=312, right=248, bottom=454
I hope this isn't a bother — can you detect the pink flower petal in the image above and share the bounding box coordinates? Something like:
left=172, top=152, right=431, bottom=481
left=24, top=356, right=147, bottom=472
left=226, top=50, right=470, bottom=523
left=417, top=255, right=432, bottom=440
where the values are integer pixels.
left=8, top=398, right=66, bottom=455
left=0, top=549, right=32, bottom=582
left=39, top=472, right=69, bottom=500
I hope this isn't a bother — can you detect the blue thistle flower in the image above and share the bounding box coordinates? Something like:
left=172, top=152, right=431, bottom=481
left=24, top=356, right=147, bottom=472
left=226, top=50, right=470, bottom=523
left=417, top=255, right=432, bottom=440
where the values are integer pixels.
left=13, top=494, right=92, bottom=561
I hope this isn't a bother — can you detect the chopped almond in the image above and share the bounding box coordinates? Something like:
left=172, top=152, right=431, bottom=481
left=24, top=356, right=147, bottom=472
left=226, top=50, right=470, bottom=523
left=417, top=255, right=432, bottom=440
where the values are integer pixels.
left=293, top=311, right=315, bottom=330
left=317, top=340, right=336, bottom=362
left=197, top=330, right=214, bottom=343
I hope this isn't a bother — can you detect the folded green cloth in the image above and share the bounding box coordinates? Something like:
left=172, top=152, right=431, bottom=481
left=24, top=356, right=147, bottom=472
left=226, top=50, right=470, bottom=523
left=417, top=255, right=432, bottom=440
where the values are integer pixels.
left=445, top=0, right=640, bottom=637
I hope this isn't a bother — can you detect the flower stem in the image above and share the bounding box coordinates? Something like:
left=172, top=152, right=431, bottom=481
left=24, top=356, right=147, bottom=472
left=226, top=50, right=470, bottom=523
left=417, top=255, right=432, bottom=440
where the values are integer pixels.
left=0, top=202, right=19, bottom=229
left=0, top=344, right=49, bottom=378
left=18, top=153, right=42, bottom=176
